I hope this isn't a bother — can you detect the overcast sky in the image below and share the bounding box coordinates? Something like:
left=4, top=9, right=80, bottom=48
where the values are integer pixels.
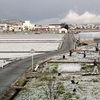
left=0, top=0, right=100, bottom=25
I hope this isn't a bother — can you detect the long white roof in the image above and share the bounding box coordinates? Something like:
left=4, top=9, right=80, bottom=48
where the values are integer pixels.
left=79, top=32, right=100, bottom=38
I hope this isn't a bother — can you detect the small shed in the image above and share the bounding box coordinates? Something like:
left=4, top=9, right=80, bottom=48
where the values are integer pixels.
left=59, top=28, right=67, bottom=33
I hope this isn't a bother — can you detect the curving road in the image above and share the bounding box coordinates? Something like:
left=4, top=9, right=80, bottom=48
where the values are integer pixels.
left=0, top=33, right=75, bottom=97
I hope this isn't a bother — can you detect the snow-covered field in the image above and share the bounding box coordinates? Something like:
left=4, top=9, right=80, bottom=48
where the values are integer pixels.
left=0, top=43, right=60, bottom=51
left=0, top=34, right=63, bottom=40
left=0, top=34, right=64, bottom=68
left=58, top=63, right=81, bottom=72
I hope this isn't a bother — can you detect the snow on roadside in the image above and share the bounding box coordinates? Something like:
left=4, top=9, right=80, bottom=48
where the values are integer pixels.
left=0, top=60, right=11, bottom=68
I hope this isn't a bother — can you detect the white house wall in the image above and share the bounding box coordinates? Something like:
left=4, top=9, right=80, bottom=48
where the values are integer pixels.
left=23, top=20, right=35, bottom=30
left=59, top=28, right=67, bottom=33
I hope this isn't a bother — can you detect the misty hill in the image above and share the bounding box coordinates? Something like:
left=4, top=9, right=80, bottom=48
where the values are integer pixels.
left=0, top=19, right=24, bottom=25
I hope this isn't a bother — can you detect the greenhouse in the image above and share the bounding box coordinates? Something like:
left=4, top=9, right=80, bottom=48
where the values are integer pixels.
left=78, top=32, right=100, bottom=43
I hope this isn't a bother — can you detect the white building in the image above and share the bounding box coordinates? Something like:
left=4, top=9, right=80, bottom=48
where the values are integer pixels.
left=23, top=20, right=35, bottom=31
left=0, top=24, right=8, bottom=31
left=14, top=25, right=23, bottom=32
left=59, top=28, right=67, bottom=33
left=48, top=24, right=61, bottom=31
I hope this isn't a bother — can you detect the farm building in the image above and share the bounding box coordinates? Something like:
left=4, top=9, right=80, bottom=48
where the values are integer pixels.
left=59, top=28, right=67, bottom=33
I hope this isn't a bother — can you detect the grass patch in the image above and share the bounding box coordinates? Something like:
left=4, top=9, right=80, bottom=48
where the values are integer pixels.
left=92, top=79, right=99, bottom=82
left=63, top=92, right=73, bottom=100
left=57, top=82, right=65, bottom=95
left=81, top=65, right=94, bottom=72
left=78, top=86, right=83, bottom=90
left=32, top=82, right=43, bottom=87
left=40, top=76, right=48, bottom=81
left=75, top=95, right=80, bottom=99
left=15, top=76, right=26, bottom=86
left=51, top=66, right=58, bottom=73
left=53, top=63, right=58, bottom=67
left=40, top=75, right=56, bottom=82
left=59, top=76, right=71, bottom=81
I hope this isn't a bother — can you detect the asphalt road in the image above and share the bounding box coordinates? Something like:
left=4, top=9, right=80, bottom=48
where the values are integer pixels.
left=0, top=33, right=75, bottom=97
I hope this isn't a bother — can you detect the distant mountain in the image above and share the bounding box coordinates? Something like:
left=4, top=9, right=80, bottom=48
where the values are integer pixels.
left=0, top=19, right=24, bottom=25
